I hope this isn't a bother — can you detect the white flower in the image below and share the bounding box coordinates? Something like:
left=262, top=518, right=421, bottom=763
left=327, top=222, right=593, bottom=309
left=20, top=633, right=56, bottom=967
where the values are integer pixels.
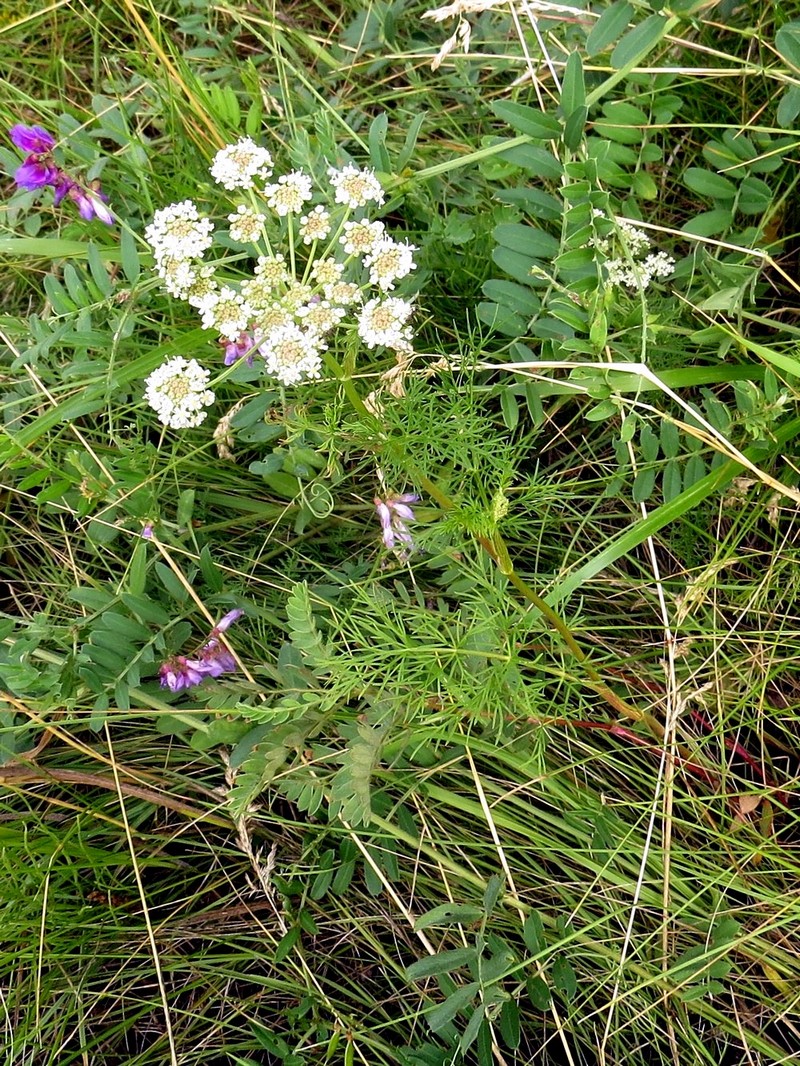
left=228, top=205, right=266, bottom=244
left=357, top=297, right=414, bottom=350
left=324, top=280, right=361, bottom=306
left=145, top=200, right=214, bottom=261
left=340, top=219, right=385, bottom=256
left=258, top=323, right=325, bottom=385
left=197, top=286, right=253, bottom=341
left=617, top=219, right=652, bottom=257
left=642, top=251, right=675, bottom=280
left=299, top=205, right=332, bottom=244
left=253, top=305, right=295, bottom=334
left=210, top=138, right=273, bottom=190
left=185, top=266, right=218, bottom=308
left=264, top=171, right=313, bottom=215
left=297, top=299, right=346, bottom=335
left=242, top=274, right=280, bottom=311
left=156, top=256, right=199, bottom=299
left=144, top=357, right=215, bottom=429
left=311, top=257, right=343, bottom=286
left=364, top=238, right=417, bottom=291
left=604, top=251, right=675, bottom=291
left=328, top=163, right=385, bottom=209
left=254, top=253, right=289, bottom=285
left=284, top=281, right=314, bottom=311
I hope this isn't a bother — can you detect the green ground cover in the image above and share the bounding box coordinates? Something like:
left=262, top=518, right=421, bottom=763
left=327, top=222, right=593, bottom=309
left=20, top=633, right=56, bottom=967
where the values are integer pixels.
left=2, top=0, right=800, bottom=1062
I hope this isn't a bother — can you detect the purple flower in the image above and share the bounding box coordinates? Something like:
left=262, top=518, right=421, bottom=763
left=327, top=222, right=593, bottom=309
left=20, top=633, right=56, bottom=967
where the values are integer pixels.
left=158, top=609, right=244, bottom=693
left=8, top=119, right=114, bottom=225
left=222, top=331, right=255, bottom=366
left=14, top=157, right=60, bottom=190
left=10, top=124, right=55, bottom=154
left=159, top=655, right=209, bottom=692
left=374, top=493, right=419, bottom=556
left=69, top=184, right=114, bottom=225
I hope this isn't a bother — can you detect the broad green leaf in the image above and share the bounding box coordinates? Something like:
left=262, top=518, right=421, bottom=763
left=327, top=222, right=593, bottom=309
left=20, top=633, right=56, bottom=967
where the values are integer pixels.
left=500, top=388, right=519, bottom=429
left=274, top=927, right=301, bottom=964
left=459, top=1003, right=486, bottom=1054
left=482, top=280, right=541, bottom=316
left=586, top=0, right=633, bottom=55
left=683, top=167, right=737, bottom=200
left=497, top=142, right=563, bottom=181
left=496, top=186, right=562, bottom=220
left=681, top=208, right=733, bottom=237
left=632, top=466, right=656, bottom=504
left=523, top=911, right=546, bottom=954
left=491, top=101, right=561, bottom=140
left=368, top=112, right=390, bottom=172
left=563, top=106, right=588, bottom=151
left=493, top=223, right=560, bottom=258
left=661, top=460, right=682, bottom=503
left=631, top=171, right=658, bottom=199
left=777, top=84, right=800, bottom=128
left=87, top=242, right=112, bottom=296
left=552, top=956, right=578, bottom=999
left=776, top=20, right=800, bottom=71
left=526, top=975, right=551, bottom=1010
left=100, top=611, right=151, bottom=642
left=491, top=247, right=542, bottom=285
left=498, top=999, right=521, bottom=1049
left=398, top=110, right=428, bottom=170
left=660, top=420, right=680, bottom=458
left=199, top=544, right=224, bottom=592
left=121, top=593, right=170, bottom=625
left=561, top=52, right=585, bottom=117
left=483, top=874, right=504, bottom=916
left=406, top=948, right=479, bottom=981
left=414, top=903, right=485, bottom=931
left=737, top=175, right=772, bottom=215
left=609, top=14, right=670, bottom=74
left=427, top=983, right=479, bottom=1032
left=594, top=100, right=648, bottom=144
left=477, top=302, right=527, bottom=336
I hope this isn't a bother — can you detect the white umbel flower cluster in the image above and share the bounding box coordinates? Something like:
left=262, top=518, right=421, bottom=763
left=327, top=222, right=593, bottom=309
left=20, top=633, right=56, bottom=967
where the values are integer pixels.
left=264, top=171, right=313, bottom=216
left=144, top=357, right=215, bottom=429
left=328, top=163, right=385, bottom=209
left=591, top=213, right=676, bottom=291
left=258, top=323, right=325, bottom=385
left=357, top=297, right=414, bottom=351
left=210, top=137, right=274, bottom=190
left=144, top=133, right=419, bottom=417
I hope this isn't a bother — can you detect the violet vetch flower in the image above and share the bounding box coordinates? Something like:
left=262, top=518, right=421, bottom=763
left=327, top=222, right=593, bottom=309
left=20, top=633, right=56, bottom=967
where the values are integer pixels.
left=221, top=331, right=256, bottom=366
left=158, top=608, right=244, bottom=693
left=14, top=157, right=60, bottom=190
left=8, top=121, right=114, bottom=225
left=10, top=124, right=55, bottom=154
left=374, top=493, right=419, bottom=557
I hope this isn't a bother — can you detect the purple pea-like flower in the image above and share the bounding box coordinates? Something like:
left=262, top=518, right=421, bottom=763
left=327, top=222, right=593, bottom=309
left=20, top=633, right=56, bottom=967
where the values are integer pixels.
left=374, top=493, right=419, bottom=557
left=159, top=655, right=209, bottom=693
left=8, top=119, right=114, bottom=226
left=10, top=124, right=55, bottom=154
left=222, top=331, right=256, bottom=366
left=159, top=608, right=244, bottom=693
left=70, top=185, right=114, bottom=225
left=14, top=157, right=60, bottom=190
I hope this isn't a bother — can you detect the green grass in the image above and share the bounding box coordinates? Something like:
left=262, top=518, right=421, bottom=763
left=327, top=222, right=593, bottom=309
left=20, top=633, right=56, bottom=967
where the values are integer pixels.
left=2, top=0, right=800, bottom=1063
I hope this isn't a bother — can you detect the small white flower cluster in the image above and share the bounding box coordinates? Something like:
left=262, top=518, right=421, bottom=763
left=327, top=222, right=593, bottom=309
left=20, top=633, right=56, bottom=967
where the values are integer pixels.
left=143, top=135, right=419, bottom=423
left=144, top=357, right=215, bottom=429
left=591, top=212, right=675, bottom=292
